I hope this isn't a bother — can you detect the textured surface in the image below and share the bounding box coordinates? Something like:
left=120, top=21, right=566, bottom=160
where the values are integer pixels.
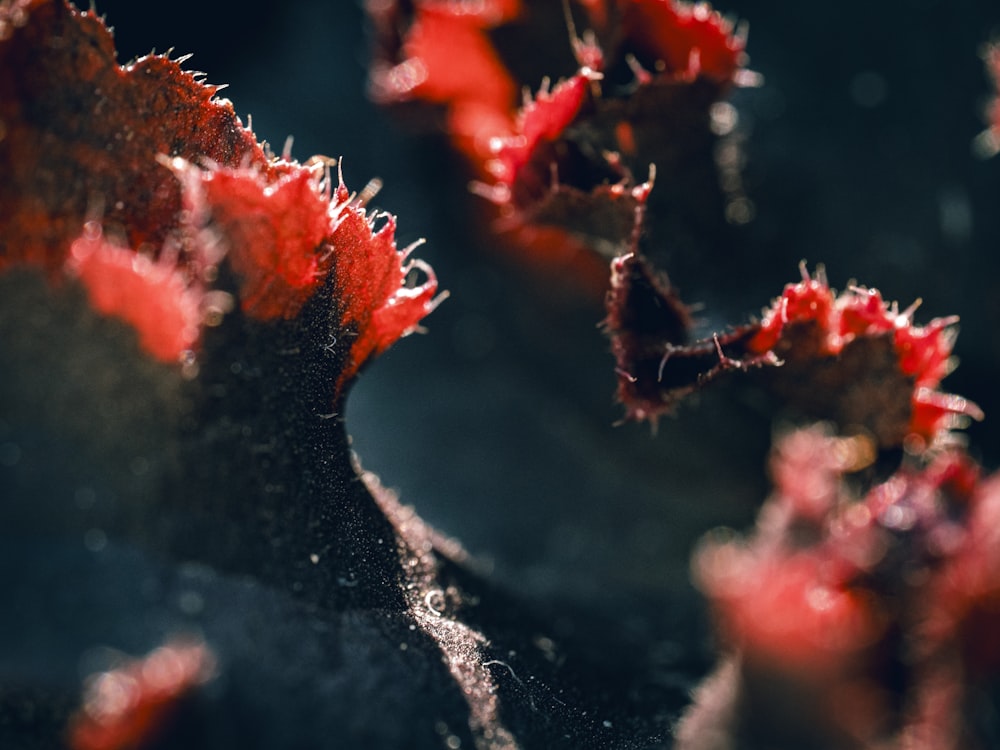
left=3, top=0, right=1000, bottom=748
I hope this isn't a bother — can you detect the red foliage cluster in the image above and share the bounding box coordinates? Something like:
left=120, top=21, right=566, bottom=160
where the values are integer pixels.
left=605, top=262, right=981, bottom=448
left=0, top=0, right=440, bottom=393
left=480, top=0, right=746, bottom=188
left=603, top=0, right=745, bottom=84
left=682, top=427, right=1000, bottom=749
left=3, top=0, right=998, bottom=747
left=67, top=228, right=205, bottom=360
left=369, top=0, right=746, bottom=159
left=0, top=0, right=263, bottom=273
left=747, top=272, right=983, bottom=444
left=369, top=0, right=752, bottom=277
left=68, top=641, right=215, bottom=750
left=368, top=0, right=522, bottom=163
left=170, top=158, right=442, bottom=390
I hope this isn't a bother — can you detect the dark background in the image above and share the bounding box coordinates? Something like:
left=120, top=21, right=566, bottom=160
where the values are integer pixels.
left=82, top=0, right=1000, bottom=645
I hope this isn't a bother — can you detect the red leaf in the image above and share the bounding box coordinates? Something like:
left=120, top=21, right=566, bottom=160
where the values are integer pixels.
left=684, top=427, right=1000, bottom=748
left=606, top=264, right=982, bottom=446
left=613, top=0, right=747, bottom=85
left=370, top=0, right=755, bottom=292
left=69, top=640, right=215, bottom=750
left=0, top=0, right=266, bottom=274
left=67, top=226, right=203, bottom=361
left=0, top=0, right=441, bottom=386
left=367, top=0, right=521, bottom=162
left=171, top=161, right=332, bottom=321
left=489, top=73, right=595, bottom=187
left=172, top=157, right=442, bottom=391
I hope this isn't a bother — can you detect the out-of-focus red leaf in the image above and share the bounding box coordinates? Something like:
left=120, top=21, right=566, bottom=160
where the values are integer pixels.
left=478, top=2, right=751, bottom=256
left=367, top=0, right=521, bottom=162
left=67, top=226, right=203, bottom=361
left=609, top=0, right=747, bottom=85
left=680, top=427, right=1000, bottom=749
left=369, top=0, right=754, bottom=293
left=488, top=73, right=595, bottom=188
left=68, top=640, right=215, bottom=750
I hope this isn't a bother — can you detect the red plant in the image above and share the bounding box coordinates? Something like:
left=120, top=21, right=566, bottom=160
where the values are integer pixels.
left=2, top=0, right=999, bottom=748
left=0, top=0, right=440, bottom=395
left=368, top=0, right=522, bottom=164
left=370, top=0, right=755, bottom=285
left=606, top=261, right=982, bottom=446
left=69, top=641, right=215, bottom=750
left=679, top=427, right=1000, bottom=749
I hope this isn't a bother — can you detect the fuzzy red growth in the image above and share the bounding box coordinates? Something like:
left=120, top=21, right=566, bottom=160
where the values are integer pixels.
left=174, top=157, right=441, bottom=389
left=481, top=0, right=748, bottom=204
left=488, top=73, right=594, bottom=187
left=67, top=226, right=202, bottom=362
left=0, top=0, right=265, bottom=274
left=68, top=641, right=215, bottom=750
left=172, top=160, right=331, bottom=321
left=617, top=0, right=746, bottom=84
left=691, top=428, right=1000, bottom=747
left=747, top=273, right=981, bottom=441
left=2, top=0, right=440, bottom=376
left=326, top=180, right=441, bottom=384
left=0, top=0, right=258, bottom=359
left=748, top=276, right=837, bottom=354
left=368, top=0, right=521, bottom=162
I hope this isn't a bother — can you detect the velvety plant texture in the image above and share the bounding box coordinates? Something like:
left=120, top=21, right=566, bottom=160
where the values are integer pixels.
left=2, top=1, right=1000, bottom=749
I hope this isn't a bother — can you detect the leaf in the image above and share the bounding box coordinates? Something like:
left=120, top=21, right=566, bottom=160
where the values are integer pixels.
left=680, top=427, right=1000, bottom=749
left=605, top=263, right=982, bottom=447
left=371, top=0, right=756, bottom=286
left=0, top=0, right=265, bottom=274
left=367, top=0, right=521, bottom=162
left=0, top=0, right=440, bottom=389
left=169, top=157, right=442, bottom=392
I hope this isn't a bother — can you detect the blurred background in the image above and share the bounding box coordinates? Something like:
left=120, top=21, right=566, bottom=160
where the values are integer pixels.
left=87, top=0, right=1000, bottom=642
